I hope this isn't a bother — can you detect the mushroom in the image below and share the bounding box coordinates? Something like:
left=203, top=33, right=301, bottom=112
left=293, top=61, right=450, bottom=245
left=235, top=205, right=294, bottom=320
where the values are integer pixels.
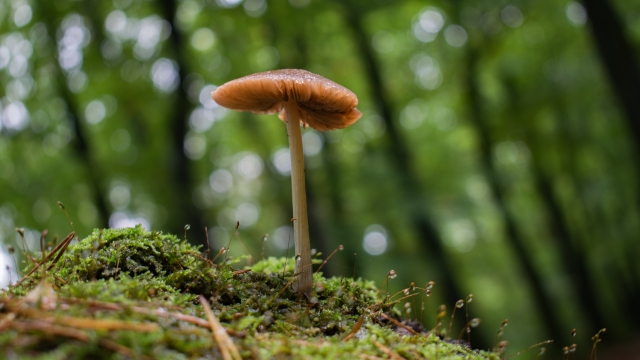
left=211, top=69, right=361, bottom=295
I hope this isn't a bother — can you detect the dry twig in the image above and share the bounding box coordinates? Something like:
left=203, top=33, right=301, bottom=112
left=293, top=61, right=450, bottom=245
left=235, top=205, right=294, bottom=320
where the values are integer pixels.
left=199, top=295, right=242, bottom=360
left=372, top=340, right=405, bottom=360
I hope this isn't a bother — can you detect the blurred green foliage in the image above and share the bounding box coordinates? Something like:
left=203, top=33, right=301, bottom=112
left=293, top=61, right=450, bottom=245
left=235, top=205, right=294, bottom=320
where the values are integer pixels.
left=1, top=0, right=639, bottom=355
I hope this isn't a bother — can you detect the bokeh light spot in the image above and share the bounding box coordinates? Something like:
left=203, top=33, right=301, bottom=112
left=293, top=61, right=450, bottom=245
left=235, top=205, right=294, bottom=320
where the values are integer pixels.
left=501, top=5, right=524, bottom=28
left=151, top=58, right=179, bottom=93
left=13, top=4, right=33, bottom=28
left=413, top=7, right=445, bottom=42
left=244, top=0, right=267, bottom=17
left=235, top=152, right=264, bottom=180
left=444, top=24, right=468, bottom=47
left=184, top=133, right=207, bottom=160
left=566, top=2, right=587, bottom=26
left=85, top=100, right=106, bottom=124
left=302, top=132, right=324, bottom=156
left=272, top=148, right=291, bottom=175
left=191, top=28, right=216, bottom=51
left=209, top=169, right=233, bottom=193
left=109, top=182, right=131, bottom=209
left=235, top=203, right=259, bottom=228
left=363, top=224, right=388, bottom=256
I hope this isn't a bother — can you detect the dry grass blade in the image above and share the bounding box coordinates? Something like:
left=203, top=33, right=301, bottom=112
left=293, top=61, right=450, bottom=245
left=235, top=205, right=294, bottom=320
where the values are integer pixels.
left=0, top=313, right=16, bottom=331
left=47, top=233, right=76, bottom=270
left=59, top=297, right=245, bottom=337
left=15, top=232, right=75, bottom=287
left=52, top=316, right=159, bottom=332
left=9, top=320, right=151, bottom=360
left=10, top=306, right=159, bottom=332
left=10, top=319, right=90, bottom=341
left=358, top=355, right=386, bottom=360
left=199, top=295, right=242, bottom=360
left=98, top=338, right=151, bottom=359
left=344, top=315, right=365, bottom=341
left=373, top=340, right=405, bottom=360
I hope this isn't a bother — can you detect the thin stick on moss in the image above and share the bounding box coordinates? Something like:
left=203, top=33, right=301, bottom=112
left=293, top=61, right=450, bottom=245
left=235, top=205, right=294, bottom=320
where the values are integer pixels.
left=199, top=295, right=242, bottom=360
left=378, top=312, right=419, bottom=335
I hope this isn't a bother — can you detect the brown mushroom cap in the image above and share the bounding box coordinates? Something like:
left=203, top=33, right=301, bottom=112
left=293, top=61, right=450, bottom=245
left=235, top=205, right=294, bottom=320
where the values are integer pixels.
left=211, top=69, right=361, bottom=131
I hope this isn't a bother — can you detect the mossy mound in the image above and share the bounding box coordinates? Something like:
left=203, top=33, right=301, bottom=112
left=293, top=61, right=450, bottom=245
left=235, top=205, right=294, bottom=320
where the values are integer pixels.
left=0, top=226, right=499, bottom=359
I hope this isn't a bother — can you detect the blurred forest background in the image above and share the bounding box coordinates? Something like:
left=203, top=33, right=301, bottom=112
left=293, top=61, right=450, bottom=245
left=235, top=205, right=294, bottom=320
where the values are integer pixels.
left=1, top=0, right=640, bottom=356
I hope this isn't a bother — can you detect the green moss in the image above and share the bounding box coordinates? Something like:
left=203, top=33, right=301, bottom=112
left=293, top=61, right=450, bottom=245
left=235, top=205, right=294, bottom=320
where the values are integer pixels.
left=1, top=226, right=499, bottom=359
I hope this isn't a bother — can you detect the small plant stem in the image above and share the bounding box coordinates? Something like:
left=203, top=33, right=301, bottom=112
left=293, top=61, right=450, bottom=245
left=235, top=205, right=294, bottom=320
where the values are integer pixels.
left=284, top=100, right=312, bottom=296
left=315, top=245, right=342, bottom=274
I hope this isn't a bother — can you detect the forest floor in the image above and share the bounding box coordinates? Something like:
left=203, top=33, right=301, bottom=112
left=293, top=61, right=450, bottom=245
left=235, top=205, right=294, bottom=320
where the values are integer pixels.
left=0, top=226, right=499, bottom=359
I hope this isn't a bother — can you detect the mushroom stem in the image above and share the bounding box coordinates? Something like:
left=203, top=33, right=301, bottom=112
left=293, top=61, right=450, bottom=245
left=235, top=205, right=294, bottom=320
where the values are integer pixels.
left=284, top=100, right=313, bottom=296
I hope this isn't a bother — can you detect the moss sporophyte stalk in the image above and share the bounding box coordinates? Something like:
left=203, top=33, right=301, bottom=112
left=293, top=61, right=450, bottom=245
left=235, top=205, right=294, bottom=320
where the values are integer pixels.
left=0, top=226, right=499, bottom=359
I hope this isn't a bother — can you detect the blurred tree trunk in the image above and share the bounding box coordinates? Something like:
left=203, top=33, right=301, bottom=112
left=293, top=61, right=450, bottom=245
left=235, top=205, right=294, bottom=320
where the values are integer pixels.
left=528, top=144, right=605, bottom=333
left=341, top=2, right=466, bottom=312
left=157, top=0, right=207, bottom=247
left=552, top=97, right=640, bottom=328
left=39, top=3, right=110, bottom=230
left=56, top=79, right=111, bottom=230
left=464, top=50, right=564, bottom=345
left=557, top=95, right=640, bottom=329
left=499, top=78, right=607, bottom=335
left=581, top=0, right=640, bottom=169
